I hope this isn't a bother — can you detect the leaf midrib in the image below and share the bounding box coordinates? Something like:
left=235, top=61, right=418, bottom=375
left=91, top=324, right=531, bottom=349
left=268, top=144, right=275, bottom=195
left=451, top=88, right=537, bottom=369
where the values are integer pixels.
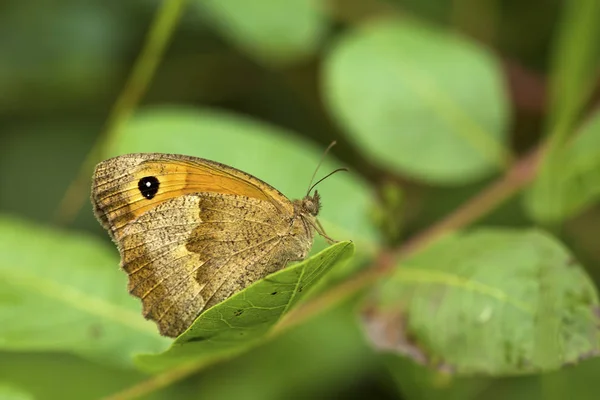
left=396, top=58, right=511, bottom=168
left=394, top=266, right=535, bottom=313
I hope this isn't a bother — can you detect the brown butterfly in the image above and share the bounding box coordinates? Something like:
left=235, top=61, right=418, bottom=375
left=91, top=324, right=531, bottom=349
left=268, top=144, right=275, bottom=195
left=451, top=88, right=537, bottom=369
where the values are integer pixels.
left=91, top=145, right=343, bottom=337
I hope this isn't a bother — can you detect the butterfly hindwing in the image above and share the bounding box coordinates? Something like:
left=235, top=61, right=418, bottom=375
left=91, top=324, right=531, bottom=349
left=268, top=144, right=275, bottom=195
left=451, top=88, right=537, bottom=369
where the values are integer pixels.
left=119, top=193, right=311, bottom=337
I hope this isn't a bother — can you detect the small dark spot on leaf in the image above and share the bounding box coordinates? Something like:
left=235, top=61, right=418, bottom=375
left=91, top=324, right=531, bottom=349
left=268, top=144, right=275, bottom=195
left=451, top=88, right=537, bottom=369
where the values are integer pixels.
left=89, top=324, right=103, bottom=339
left=234, top=309, right=244, bottom=316
left=271, top=291, right=277, bottom=295
left=298, top=286, right=303, bottom=293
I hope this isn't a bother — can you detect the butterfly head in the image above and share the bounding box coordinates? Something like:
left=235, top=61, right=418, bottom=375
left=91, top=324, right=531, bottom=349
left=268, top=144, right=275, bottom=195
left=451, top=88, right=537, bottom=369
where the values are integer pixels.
left=296, top=190, right=338, bottom=244
left=300, top=190, right=321, bottom=216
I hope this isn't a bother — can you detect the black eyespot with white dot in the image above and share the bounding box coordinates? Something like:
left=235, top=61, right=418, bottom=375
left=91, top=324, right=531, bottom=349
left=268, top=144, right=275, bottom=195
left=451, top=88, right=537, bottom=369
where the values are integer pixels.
left=138, top=176, right=160, bottom=199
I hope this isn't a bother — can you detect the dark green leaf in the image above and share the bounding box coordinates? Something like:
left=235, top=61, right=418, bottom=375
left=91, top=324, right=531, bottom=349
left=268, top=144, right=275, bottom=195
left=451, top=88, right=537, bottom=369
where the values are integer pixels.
left=477, top=358, right=600, bottom=400
left=136, top=241, right=354, bottom=372
left=0, top=2, right=124, bottom=112
left=362, top=229, right=600, bottom=375
left=323, top=18, right=510, bottom=184
left=545, top=0, right=600, bottom=138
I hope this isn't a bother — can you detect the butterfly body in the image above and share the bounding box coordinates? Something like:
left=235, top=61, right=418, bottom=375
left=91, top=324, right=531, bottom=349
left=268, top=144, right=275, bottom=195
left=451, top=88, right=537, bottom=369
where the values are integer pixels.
left=91, top=153, right=322, bottom=337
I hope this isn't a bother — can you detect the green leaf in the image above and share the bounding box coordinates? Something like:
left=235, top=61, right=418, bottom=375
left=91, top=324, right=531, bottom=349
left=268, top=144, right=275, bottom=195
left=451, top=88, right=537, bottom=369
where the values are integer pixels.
left=476, top=358, right=600, bottom=400
left=187, top=304, right=379, bottom=400
left=525, top=0, right=600, bottom=224
left=109, top=105, right=379, bottom=255
left=193, top=0, right=328, bottom=65
left=545, top=0, right=600, bottom=139
left=525, top=112, right=600, bottom=222
left=323, top=18, right=511, bottom=184
left=524, top=111, right=600, bottom=222
left=0, top=383, right=33, bottom=400
left=0, top=216, right=169, bottom=367
left=361, top=229, right=600, bottom=375
left=0, top=352, right=169, bottom=400
left=136, top=241, right=354, bottom=372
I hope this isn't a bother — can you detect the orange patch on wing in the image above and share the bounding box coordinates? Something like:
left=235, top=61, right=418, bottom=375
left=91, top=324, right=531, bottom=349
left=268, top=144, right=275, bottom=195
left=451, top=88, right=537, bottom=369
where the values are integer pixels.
left=108, top=160, right=284, bottom=232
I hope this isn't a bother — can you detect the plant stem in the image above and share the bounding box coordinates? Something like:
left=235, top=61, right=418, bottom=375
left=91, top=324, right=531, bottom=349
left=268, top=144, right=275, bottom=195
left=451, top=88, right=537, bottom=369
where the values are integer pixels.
left=397, top=146, right=540, bottom=258
left=102, top=361, right=201, bottom=400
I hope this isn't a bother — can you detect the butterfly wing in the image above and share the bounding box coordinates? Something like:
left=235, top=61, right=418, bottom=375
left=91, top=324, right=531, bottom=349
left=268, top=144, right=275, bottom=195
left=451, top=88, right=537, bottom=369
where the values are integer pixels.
left=119, top=193, right=311, bottom=337
left=91, top=153, right=313, bottom=337
left=92, top=153, right=294, bottom=241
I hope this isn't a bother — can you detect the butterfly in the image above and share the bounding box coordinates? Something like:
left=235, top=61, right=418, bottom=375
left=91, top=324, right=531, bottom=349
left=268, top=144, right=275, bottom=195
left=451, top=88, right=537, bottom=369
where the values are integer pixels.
left=91, top=146, right=343, bottom=337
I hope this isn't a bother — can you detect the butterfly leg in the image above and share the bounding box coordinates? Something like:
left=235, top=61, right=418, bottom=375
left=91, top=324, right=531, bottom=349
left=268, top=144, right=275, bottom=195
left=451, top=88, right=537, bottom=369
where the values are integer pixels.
left=314, top=218, right=338, bottom=245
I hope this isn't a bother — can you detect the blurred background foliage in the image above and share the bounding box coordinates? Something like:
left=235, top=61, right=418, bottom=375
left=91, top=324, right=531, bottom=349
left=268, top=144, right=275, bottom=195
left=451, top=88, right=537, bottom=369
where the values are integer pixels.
left=1, top=0, right=600, bottom=399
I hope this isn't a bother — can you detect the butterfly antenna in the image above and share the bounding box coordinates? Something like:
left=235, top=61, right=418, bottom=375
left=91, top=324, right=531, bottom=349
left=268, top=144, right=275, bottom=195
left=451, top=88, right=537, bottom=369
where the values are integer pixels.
left=306, top=141, right=338, bottom=196
left=307, top=167, right=349, bottom=195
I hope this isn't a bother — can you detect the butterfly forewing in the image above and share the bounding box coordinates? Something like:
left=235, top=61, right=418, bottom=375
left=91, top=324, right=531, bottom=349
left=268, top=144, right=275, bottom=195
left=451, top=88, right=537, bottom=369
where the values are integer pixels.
left=92, top=153, right=294, bottom=240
